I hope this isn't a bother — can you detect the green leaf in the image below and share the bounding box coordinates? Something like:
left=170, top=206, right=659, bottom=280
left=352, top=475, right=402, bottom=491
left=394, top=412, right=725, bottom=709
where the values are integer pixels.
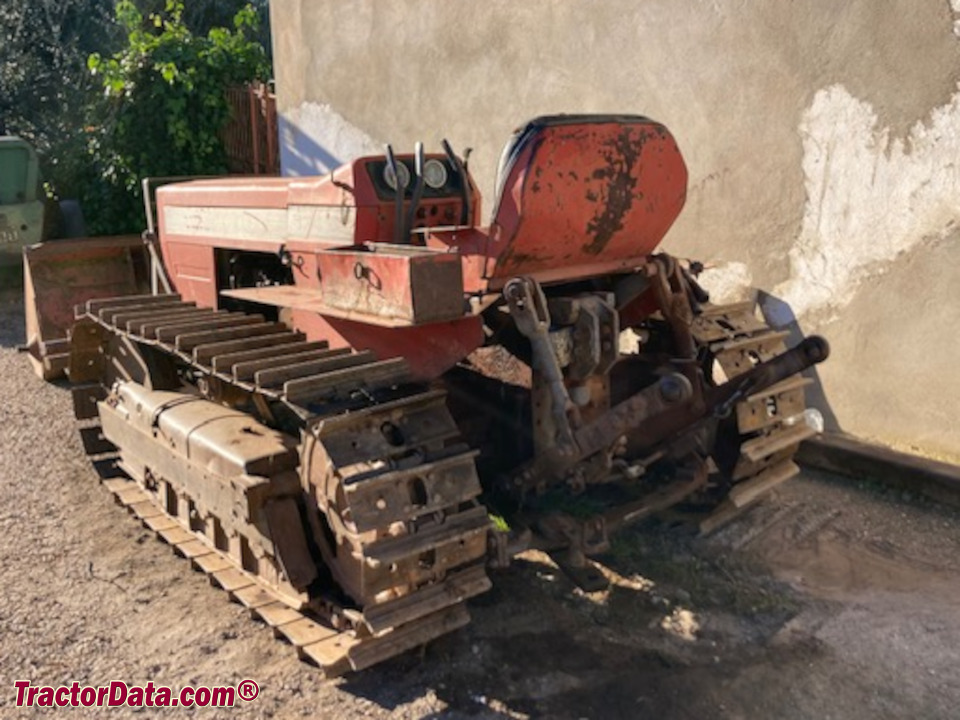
left=61, top=0, right=273, bottom=234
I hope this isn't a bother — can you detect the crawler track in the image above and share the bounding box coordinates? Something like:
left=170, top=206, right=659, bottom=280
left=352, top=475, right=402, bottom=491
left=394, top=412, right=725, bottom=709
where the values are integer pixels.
left=70, top=294, right=491, bottom=676
left=65, top=293, right=816, bottom=671
left=693, top=301, right=818, bottom=532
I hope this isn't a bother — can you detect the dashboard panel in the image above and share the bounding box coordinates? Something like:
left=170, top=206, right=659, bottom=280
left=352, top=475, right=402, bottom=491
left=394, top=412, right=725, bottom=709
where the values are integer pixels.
left=365, top=157, right=466, bottom=201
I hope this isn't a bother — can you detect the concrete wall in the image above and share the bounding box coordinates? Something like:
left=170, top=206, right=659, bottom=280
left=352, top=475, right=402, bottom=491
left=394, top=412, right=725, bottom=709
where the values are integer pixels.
left=270, top=0, right=960, bottom=461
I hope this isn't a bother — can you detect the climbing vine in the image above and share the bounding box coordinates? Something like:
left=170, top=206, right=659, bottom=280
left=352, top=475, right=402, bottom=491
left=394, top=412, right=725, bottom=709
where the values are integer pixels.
left=82, top=0, right=270, bottom=233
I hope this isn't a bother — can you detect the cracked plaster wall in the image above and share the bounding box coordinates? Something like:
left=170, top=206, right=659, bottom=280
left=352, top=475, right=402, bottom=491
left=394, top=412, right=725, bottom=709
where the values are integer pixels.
left=270, top=0, right=960, bottom=460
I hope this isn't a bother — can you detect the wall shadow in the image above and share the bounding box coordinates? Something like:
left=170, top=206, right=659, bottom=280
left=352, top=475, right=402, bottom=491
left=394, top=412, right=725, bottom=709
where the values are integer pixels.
left=278, top=116, right=343, bottom=177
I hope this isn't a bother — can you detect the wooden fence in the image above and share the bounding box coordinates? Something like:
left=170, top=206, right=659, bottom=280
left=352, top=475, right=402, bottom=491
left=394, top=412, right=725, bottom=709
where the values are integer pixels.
left=223, top=82, right=280, bottom=175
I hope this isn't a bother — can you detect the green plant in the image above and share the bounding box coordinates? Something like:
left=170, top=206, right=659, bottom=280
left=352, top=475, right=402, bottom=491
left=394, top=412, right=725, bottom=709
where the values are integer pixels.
left=0, top=0, right=120, bottom=201
left=83, top=0, right=269, bottom=234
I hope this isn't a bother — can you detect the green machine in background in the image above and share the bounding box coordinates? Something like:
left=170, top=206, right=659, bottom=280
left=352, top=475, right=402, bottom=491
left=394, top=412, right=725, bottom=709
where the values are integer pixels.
left=0, top=136, right=45, bottom=278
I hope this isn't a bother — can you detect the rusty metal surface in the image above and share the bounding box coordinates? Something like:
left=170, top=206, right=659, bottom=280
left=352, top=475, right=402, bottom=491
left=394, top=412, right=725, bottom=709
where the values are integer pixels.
left=317, top=313, right=483, bottom=382
left=317, top=243, right=465, bottom=325
left=83, top=450, right=474, bottom=677
left=505, top=276, right=580, bottom=455
left=149, top=117, right=683, bottom=376
left=69, top=294, right=492, bottom=673
left=22, top=236, right=148, bottom=379
left=574, top=373, right=694, bottom=459
left=493, top=267, right=827, bottom=514
left=112, top=383, right=298, bottom=476
left=487, top=117, right=687, bottom=285
left=302, top=389, right=488, bottom=606
left=35, top=116, right=838, bottom=667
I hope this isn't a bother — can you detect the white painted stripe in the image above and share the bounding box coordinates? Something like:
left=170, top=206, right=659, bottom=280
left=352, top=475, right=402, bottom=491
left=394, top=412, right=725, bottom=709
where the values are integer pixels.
left=163, top=206, right=288, bottom=241
left=162, top=204, right=356, bottom=243
left=287, top=204, right=355, bottom=241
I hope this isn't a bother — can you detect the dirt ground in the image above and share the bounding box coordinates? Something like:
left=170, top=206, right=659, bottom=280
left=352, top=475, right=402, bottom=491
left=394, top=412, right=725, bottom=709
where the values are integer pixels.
left=2, top=292, right=959, bottom=719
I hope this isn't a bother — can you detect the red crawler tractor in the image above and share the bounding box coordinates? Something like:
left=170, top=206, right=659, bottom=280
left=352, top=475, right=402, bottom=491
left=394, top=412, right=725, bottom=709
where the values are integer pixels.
left=24, top=115, right=827, bottom=674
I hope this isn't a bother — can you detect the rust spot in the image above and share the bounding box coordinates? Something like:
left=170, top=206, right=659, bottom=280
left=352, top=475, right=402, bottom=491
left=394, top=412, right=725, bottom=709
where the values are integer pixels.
left=502, top=250, right=541, bottom=269
left=583, top=128, right=644, bottom=255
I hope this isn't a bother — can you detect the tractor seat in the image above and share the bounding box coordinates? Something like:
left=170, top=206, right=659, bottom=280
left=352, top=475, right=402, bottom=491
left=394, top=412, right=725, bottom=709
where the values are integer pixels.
left=485, top=114, right=689, bottom=286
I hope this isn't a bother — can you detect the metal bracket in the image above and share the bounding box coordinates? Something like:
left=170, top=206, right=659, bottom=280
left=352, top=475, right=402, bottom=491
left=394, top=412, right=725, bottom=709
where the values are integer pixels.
left=504, top=277, right=580, bottom=454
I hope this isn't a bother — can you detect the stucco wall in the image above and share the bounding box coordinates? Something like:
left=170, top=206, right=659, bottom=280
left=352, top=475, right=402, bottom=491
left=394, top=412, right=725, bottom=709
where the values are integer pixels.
left=270, top=0, right=960, bottom=461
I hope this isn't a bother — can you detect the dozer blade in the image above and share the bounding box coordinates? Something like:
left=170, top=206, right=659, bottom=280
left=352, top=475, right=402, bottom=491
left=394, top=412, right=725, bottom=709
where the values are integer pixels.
left=22, top=236, right=149, bottom=379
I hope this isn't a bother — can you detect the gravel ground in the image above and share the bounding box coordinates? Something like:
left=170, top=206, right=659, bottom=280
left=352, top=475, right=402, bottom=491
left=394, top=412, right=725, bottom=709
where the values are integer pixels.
left=2, top=291, right=960, bottom=719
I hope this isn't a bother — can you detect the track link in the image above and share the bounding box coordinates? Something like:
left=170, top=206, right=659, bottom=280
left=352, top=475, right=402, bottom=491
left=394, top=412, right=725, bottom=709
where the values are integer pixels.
left=693, top=301, right=818, bottom=533
left=70, top=293, right=491, bottom=675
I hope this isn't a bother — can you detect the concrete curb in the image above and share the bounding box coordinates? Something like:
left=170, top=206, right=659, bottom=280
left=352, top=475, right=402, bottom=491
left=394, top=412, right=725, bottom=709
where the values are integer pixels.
left=797, top=433, right=960, bottom=509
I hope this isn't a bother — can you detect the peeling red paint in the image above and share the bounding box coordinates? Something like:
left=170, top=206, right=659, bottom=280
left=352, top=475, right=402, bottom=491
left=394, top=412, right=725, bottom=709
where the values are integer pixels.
left=583, top=128, right=644, bottom=255
left=487, top=118, right=687, bottom=284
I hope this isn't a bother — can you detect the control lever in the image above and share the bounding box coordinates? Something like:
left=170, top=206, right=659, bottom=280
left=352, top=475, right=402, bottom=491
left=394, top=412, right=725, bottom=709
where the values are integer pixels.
left=384, top=144, right=405, bottom=244
left=403, top=142, right=426, bottom=243
left=441, top=138, right=471, bottom=225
